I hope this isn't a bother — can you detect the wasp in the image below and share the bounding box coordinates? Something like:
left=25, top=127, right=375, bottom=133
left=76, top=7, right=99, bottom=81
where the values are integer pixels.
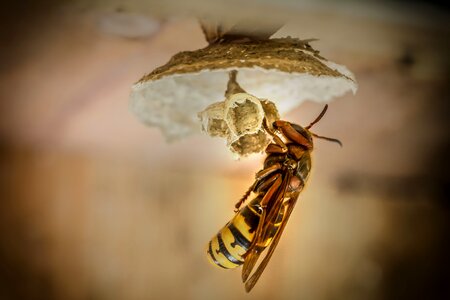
left=206, top=104, right=342, bottom=292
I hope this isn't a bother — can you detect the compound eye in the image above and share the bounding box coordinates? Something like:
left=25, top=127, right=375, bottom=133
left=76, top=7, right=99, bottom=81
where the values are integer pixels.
left=290, top=123, right=313, bottom=144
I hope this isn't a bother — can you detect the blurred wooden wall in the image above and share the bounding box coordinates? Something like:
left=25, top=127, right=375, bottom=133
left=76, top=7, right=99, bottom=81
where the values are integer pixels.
left=0, top=1, right=449, bottom=299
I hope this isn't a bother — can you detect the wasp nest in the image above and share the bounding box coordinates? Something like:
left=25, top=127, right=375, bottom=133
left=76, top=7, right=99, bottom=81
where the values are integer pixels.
left=199, top=92, right=279, bottom=157
left=130, top=37, right=357, bottom=154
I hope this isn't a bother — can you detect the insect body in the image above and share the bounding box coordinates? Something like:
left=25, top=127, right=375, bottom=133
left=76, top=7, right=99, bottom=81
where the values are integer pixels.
left=206, top=105, right=341, bottom=292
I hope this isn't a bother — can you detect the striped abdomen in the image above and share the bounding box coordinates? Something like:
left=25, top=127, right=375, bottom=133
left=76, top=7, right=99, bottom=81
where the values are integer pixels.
left=207, top=197, right=261, bottom=269
left=207, top=196, right=282, bottom=269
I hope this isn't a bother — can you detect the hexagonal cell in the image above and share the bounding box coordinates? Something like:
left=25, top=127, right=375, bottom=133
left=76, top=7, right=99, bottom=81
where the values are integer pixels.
left=199, top=90, right=279, bottom=157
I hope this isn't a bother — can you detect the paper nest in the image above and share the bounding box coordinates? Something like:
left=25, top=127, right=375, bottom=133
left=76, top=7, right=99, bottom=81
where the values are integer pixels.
left=129, top=38, right=357, bottom=157
left=198, top=92, right=279, bottom=157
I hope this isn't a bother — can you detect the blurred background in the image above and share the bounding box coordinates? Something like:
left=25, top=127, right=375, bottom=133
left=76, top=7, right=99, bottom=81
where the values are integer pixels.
left=0, top=0, right=449, bottom=299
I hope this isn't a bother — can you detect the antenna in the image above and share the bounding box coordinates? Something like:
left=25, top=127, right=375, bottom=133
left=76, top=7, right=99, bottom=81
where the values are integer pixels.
left=306, top=104, right=342, bottom=147
left=311, top=133, right=343, bottom=147
left=305, top=104, right=328, bottom=129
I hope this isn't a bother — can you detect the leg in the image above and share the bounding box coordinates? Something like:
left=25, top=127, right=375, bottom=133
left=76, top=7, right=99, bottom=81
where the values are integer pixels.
left=235, top=184, right=254, bottom=212
left=255, top=163, right=282, bottom=181
left=234, top=163, right=282, bottom=211
left=254, top=172, right=281, bottom=194
left=265, top=143, right=286, bottom=154
left=263, top=118, right=288, bottom=153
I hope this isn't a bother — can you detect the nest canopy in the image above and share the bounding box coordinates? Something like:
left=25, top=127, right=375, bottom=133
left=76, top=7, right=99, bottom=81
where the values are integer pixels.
left=130, top=38, right=357, bottom=141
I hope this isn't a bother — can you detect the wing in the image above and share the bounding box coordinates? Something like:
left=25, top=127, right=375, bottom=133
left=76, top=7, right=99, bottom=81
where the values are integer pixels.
left=199, top=18, right=283, bottom=44
left=241, top=172, right=291, bottom=284
left=222, top=20, right=284, bottom=42
left=198, top=18, right=223, bottom=44
left=235, top=163, right=282, bottom=211
left=244, top=190, right=300, bottom=292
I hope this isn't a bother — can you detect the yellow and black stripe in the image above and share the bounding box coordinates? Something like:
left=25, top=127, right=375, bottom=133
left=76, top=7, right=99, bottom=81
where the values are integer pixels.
left=207, top=198, right=262, bottom=269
